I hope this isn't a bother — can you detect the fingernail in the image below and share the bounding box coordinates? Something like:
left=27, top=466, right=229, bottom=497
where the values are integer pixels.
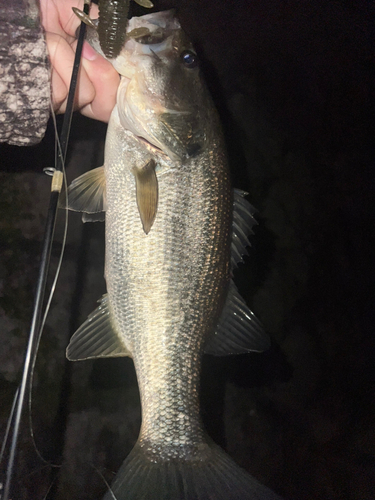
left=82, top=41, right=97, bottom=61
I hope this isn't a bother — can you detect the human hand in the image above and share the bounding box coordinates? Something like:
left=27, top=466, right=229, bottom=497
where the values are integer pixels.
left=39, top=0, right=120, bottom=122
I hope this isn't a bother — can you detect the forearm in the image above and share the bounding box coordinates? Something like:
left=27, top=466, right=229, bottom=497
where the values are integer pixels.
left=0, top=0, right=50, bottom=146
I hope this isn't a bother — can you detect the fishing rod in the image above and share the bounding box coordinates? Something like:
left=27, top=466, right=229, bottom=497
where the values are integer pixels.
left=0, top=2, right=91, bottom=499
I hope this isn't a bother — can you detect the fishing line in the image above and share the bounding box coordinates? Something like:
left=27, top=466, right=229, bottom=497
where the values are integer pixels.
left=2, top=116, right=67, bottom=472
left=0, top=388, right=19, bottom=469
left=1, top=3, right=91, bottom=499
left=41, top=473, right=58, bottom=500
left=90, top=464, right=119, bottom=500
left=26, top=103, right=68, bottom=469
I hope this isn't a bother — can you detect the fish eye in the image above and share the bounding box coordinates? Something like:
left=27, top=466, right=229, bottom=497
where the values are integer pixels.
left=180, top=50, right=198, bottom=68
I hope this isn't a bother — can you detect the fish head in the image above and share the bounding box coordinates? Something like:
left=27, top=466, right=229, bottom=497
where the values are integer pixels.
left=113, top=10, right=210, bottom=161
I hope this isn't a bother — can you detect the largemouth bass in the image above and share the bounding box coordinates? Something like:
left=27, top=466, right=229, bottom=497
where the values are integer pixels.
left=67, top=10, right=281, bottom=500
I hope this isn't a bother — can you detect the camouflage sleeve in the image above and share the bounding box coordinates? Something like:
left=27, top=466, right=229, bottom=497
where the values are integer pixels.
left=0, top=0, right=51, bottom=146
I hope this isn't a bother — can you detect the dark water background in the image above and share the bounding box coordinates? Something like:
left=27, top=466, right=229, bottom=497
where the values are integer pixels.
left=0, top=0, right=374, bottom=498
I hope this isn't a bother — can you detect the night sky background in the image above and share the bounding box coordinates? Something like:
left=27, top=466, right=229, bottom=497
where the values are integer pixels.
left=0, top=1, right=374, bottom=499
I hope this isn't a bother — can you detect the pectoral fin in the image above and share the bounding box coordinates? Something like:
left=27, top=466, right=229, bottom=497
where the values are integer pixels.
left=132, top=159, right=158, bottom=234
left=67, top=166, right=106, bottom=223
left=67, top=295, right=131, bottom=361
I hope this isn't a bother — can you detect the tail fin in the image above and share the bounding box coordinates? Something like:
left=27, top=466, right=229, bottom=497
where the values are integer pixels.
left=103, top=441, right=282, bottom=500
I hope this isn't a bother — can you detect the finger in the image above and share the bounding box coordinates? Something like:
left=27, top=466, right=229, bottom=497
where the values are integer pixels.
left=57, top=1, right=100, bottom=38
left=46, top=32, right=72, bottom=111
left=40, top=0, right=99, bottom=38
left=51, top=67, right=68, bottom=113
left=60, top=1, right=100, bottom=38
left=47, top=34, right=96, bottom=115
left=78, top=42, right=120, bottom=122
left=39, top=0, right=60, bottom=35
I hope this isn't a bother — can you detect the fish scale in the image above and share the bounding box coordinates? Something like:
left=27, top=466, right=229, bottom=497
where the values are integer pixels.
left=104, top=105, right=232, bottom=455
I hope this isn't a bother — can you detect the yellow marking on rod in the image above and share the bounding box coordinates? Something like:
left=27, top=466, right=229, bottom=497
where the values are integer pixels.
left=51, top=170, right=64, bottom=192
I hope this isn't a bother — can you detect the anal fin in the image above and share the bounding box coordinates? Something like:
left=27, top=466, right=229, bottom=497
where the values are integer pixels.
left=67, top=294, right=130, bottom=361
left=205, top=281, right=270, bottom=356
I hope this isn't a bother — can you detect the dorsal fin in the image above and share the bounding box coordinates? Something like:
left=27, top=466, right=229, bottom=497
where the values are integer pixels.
left=205, top=281, right=270, bottom=356
left=67, top=166, right=106, bottom=222
left=231, top=189, right=257, bottom=268
left=66, top=295, right=131, bottom=361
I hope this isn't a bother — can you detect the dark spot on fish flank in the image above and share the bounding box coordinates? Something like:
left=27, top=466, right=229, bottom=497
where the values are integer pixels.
left=186, top=143, right=202, bottom=157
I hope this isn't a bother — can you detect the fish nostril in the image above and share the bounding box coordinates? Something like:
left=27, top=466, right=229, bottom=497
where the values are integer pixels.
left=186, top=143, right=202, bottom=158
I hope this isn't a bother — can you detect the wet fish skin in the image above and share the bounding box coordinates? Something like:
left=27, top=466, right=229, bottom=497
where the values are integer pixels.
left=105, top=94, right=232, bottom=460
left=67, top=10, right=281, bottom=500
left=103, top=12, right=232, bottom=453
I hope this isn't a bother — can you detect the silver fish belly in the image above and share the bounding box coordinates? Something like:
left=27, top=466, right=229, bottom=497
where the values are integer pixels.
left=66, top=9, right=281, bottom=500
